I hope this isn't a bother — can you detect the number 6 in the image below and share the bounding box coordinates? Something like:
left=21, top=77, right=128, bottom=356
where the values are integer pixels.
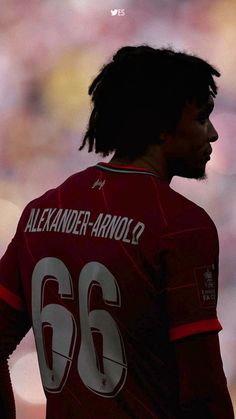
left=78, top=261, right=127, bottom=397
left=32, top=258, right=127, bottom=397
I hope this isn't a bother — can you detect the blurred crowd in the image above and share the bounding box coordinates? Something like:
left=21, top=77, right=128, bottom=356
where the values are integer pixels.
left=0, top=0, right=235, bottom=417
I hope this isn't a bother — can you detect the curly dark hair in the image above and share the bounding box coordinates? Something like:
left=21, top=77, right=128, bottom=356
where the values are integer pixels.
left=80, top=45, right=220, bottom=160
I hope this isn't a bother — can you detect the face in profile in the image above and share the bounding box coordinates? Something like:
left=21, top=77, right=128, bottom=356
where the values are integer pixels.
left=165, top=95, right=218, bottom=180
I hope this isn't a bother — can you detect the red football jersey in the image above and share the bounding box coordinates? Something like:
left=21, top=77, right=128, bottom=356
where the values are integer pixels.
left=0, top=162, right=222, bottom=419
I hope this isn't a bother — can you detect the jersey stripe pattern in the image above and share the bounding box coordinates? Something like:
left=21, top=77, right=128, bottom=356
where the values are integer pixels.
left=0, top=162, right=222, bottom=419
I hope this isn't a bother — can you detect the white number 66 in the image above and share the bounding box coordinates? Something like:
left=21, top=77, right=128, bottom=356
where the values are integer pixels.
left=32, top=257, right=127, bottom=398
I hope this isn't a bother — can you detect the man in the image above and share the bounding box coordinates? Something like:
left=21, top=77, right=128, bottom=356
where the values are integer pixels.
left=0, top=45, right=234, bottom=418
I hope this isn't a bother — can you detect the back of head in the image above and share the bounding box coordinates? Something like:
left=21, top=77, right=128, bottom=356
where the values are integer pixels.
left=80, top=45, right=220, bottom=159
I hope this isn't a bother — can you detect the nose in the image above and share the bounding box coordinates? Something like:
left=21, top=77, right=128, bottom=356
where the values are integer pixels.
left=209, top=121, right=218, bottom=143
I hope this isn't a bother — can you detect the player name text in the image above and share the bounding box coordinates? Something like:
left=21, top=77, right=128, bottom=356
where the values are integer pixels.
left=24, top=208, right=145, bottom=245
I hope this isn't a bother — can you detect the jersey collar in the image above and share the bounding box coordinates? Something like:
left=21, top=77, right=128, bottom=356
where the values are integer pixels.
left=96, top=162, right=162, bottom=179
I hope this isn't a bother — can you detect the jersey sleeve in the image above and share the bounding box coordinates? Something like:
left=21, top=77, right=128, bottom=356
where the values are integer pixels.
left=0, top=229, right=26, bottom=312
left=160, top=208, right=222, bottom=342
left=0, top=221, right=32, bottom=359
left=0, top=299, right=31, bottom=360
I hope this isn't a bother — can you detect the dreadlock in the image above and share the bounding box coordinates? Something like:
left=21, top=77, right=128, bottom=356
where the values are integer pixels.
left=79, top=45, right=220, bottom=159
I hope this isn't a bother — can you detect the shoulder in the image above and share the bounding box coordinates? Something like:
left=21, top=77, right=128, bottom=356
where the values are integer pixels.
left=166, top=186, right=217, bottom=232
left=158, top=186, right=219, bottom=253
left=18, top=167, right=95, bottom=227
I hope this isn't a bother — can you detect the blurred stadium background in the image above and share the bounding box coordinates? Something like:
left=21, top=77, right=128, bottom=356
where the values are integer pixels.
left=0, top=0, right=235, bottom=417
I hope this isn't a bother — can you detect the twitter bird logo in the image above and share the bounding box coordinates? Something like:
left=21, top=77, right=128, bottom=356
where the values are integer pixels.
left=111, top=9, right=118, bottom=16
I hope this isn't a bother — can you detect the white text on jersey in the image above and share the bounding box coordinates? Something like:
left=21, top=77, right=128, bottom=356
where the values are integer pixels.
left=24, top=208, right=145, bottom=245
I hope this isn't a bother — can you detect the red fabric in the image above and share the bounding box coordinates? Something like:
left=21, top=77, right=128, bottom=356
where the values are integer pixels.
left=98, top=161, right=158, bottom=173
left=170, top=319, right=222, bottom=341
left=0, top=163, right=222, bottom=419
left=0, top=284, right=24, bottom=311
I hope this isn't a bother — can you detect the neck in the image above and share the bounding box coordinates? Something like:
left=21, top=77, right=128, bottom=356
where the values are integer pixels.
left=109, top=147, right=172, bottom=183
